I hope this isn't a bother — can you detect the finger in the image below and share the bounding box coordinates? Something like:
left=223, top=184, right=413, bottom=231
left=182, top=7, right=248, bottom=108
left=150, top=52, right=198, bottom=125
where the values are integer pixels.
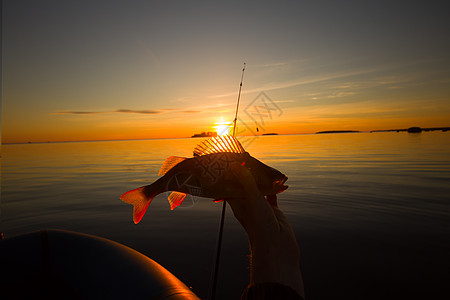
left=266, top=194, right=278, bottom=208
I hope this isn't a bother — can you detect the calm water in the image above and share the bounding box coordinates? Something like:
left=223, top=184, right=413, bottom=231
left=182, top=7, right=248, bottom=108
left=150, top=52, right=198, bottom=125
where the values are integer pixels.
left=1, top=132, right=450, bottom=299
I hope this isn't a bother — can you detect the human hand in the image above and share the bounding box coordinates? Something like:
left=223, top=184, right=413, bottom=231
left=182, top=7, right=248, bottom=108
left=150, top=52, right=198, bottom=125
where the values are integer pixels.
left=225, top=163, right=304, bottom=298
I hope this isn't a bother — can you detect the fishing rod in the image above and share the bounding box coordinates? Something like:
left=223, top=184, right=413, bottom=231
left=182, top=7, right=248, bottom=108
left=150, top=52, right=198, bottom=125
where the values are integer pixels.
left=208, top=62, right=246, bottom=300
left=233, top=62, right=246, bottom=137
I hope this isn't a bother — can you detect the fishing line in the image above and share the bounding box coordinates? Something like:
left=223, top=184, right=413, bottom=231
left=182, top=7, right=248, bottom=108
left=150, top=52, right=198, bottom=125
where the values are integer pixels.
left=208, top=62, right=246, bottom=300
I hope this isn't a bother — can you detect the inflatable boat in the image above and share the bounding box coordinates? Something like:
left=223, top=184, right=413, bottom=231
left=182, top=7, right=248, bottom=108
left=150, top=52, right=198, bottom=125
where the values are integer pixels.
left=0, top=229, right=200, bottom=299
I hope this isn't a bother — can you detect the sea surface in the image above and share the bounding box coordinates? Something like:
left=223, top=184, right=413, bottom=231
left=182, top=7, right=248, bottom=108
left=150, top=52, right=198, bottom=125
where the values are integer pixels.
left=1, top=132, right=450, bottom=299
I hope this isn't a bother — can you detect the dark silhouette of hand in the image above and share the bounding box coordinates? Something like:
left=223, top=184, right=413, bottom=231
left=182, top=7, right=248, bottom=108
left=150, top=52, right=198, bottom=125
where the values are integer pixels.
left=226, top=163, right=304, bottom=298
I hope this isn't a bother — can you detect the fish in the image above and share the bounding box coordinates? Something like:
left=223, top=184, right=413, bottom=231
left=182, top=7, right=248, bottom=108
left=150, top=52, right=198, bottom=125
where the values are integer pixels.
left=120, top=134, right=288, bottom=224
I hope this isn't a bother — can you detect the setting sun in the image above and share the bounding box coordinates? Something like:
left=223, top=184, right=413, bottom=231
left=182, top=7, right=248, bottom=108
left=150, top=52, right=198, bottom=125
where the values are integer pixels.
left=213, top=118, right=233, bottom=136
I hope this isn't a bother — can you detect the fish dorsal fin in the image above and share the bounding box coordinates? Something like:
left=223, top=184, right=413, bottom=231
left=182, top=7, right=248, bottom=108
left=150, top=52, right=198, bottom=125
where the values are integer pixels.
left=193, top=134, right=245, bottom=156
left=158, top=156, right=188, bottom=175
left=168, top=192, right=187, bottom=210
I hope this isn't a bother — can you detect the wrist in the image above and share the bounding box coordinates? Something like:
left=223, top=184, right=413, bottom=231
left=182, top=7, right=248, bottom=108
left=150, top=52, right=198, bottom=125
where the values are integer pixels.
left=250, top=246, right=303, bottom=297
left=248, top=226, right=303, bottom=297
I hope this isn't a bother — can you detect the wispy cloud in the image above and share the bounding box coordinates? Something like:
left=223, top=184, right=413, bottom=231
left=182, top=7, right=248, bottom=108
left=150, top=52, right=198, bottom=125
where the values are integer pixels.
left=114, top=109, right=166, bottom=114
left=308, top=91, right=357, bottom=100
left=53, top=111, right=101, bottom=115
left=210, top=68, right=382, bottom=99
left=211, top=59, right=433, bottom=100
left=53, top=108, right=182, bottom=115
left=251, top=61, right=290, bottom=68
left=251, top=58, right=308, bottom=69
left=273, top=99, right=296, bottom=103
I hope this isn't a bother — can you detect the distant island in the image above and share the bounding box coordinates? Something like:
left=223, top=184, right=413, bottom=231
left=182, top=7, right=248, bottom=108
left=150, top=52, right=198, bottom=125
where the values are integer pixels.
left=191, top=131, right=218, bottom=138
left=370, top=126, right=450, bottom=133
left=314, top=127, right=450, bottom=134
left=192, top=132, right=280, bottom=137
left=316, top=130, right=360, bottom=134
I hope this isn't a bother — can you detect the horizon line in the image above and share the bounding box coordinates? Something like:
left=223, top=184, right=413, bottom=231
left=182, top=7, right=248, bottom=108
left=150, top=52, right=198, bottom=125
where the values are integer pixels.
left=3, top=126, right=449, bottom=145
left=2, top=132, right=311, bottom=145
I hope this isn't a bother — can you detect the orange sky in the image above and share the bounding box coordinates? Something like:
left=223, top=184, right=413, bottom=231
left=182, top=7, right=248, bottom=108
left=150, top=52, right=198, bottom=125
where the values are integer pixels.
left=2, top=1, right=450, bottom=143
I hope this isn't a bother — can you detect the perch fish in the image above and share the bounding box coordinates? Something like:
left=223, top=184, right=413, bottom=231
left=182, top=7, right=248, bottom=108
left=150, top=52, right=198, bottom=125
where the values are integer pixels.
left=120, top=135, right=288, bottom=224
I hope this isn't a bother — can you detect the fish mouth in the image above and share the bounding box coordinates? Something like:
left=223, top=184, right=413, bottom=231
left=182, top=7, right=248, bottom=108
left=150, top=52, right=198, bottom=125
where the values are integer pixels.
left=273, top=176, right=288, bottom=193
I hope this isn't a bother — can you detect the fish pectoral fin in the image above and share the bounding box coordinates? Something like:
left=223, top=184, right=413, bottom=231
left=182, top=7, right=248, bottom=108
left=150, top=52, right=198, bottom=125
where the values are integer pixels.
left=168, top=191, right=187, bottom=210
left=159, top=156, right=188, bottom=175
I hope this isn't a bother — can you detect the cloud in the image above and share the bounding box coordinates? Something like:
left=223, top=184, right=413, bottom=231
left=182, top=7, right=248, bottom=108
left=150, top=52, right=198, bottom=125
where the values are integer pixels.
left=251, top=61, right=289, bottom=68
left=210, top=58, right=433, bottom=100
left=115, top=109, right=164, bottom=114
left=209, top=68, right=381, bottom=99
left=53, top=111, right=104, bottom=115
left=53, top=108, right=197, bottom=115
left=251, top=58, right=308, bottom=69
left=272, top=99, right=296, bottom=103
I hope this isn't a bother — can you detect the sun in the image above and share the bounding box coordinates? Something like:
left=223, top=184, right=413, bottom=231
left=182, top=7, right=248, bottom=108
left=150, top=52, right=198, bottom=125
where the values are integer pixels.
left=213, top=118, right=233, bottom=136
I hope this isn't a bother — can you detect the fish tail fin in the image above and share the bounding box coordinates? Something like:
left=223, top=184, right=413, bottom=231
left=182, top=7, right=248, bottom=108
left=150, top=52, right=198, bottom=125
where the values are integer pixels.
left=120, top=187, right=155, bottom=224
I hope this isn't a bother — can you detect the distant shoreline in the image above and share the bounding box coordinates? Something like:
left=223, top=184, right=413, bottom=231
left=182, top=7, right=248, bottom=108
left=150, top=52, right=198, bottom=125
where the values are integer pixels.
left=316, top=126, right=450, bottom=134
left=370, top=126, right=449, bottom=133
left=316, top=130, right=360, bottom=134
left=3, top=126, right=449, bottom=145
